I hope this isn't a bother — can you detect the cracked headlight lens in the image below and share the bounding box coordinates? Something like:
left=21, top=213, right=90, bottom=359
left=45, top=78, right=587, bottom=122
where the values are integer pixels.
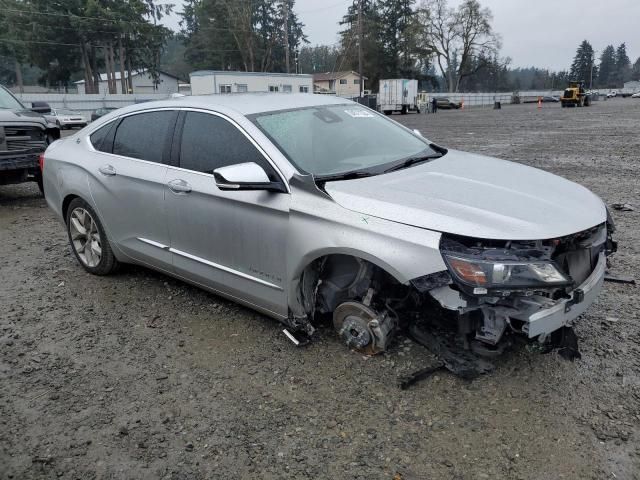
left=443, top=254, right=572, bottom=290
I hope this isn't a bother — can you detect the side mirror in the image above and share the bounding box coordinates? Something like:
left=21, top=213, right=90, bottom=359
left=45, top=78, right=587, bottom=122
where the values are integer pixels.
left=31, top=101, right=51, bottom=114
left=213, top=162, right=286, bottom=193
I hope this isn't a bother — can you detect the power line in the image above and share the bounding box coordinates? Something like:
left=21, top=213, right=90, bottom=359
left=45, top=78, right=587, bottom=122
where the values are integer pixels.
left=0, top=37, right=242, bottom=54
left=0, top=6, right=164, bottom=26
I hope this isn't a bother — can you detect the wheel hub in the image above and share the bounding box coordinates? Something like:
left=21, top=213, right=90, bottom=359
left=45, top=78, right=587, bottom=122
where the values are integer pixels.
left=333, top=302, right=397, bottom=355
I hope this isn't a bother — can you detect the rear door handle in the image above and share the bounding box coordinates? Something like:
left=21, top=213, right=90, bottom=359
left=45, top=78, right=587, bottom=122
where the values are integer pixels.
left=99, top=164, right=116, bottom=176
left=167, top=179, right=192, bottom=194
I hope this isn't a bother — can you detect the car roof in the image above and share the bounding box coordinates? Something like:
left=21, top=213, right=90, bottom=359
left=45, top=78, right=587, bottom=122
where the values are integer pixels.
left=121, top=93, right=356, bottom=117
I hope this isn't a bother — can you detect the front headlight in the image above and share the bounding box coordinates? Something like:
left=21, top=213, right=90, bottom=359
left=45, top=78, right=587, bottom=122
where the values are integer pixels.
left=443, top=253, right=572, bottom=293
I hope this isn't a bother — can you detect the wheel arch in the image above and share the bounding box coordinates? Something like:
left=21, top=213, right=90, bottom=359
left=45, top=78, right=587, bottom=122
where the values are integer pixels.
left=288, top=247, right=410, bottom=319
left=61, top=193, right=81, bottom=223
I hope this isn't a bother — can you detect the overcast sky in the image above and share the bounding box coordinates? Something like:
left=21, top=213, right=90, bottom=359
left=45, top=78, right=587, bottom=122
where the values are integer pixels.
left=162, top=0, right=639, bottom=71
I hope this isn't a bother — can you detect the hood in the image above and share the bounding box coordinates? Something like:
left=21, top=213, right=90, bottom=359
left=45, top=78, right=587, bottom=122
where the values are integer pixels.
left=324, top=150, right=606, bottom=240
left=0, top=109, right=48, bottom=127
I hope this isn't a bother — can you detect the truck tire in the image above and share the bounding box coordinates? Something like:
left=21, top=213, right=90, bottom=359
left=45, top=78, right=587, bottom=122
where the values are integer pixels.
left=36, top=174, right=44, bottom=195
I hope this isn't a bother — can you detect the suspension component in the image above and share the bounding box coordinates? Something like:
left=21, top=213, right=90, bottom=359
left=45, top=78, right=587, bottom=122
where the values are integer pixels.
left=333, top=301, right=397, bottom=355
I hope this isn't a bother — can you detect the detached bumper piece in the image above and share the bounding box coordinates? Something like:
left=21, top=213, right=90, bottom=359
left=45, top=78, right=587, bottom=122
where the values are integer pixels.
left=402, top=322, right=495, bottom=387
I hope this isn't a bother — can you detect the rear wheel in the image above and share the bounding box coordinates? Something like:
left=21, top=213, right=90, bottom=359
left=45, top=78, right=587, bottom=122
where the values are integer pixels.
left=66, top=198, right=119, bottom=275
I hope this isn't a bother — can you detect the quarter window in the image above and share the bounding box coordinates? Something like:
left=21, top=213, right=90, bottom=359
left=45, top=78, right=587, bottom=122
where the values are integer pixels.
left=113, top=111, right=176, bottom=163
left=179, top=112, right=278, bottom=181
left=89, top=122, right=114, bottom=152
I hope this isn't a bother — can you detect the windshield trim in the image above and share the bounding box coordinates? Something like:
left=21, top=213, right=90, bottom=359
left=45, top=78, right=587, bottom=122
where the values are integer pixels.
left=248, top=104, right=439, bottom=179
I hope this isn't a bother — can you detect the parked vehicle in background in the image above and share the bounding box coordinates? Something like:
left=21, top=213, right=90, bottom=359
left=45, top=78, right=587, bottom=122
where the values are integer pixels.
left=0, top=84, right=59, bottom=193
left=42, top=94, right=615, bottom=361
left=542, top=96, right=560, bottom=103
left=631, top=92, right=640, bottom=98
left=435, top=97, right=462, bottom=109
left=606, top=91, right=617, bottom=98
left=91, top=107, right=118, bottom=122
left=47, top=109, right=89, bottom=129
left=379, top=79, right=420, bottom=115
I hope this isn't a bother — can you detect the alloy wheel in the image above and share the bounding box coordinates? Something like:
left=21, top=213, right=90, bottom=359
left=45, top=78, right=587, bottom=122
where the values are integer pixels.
left=69, top=207, right=102, bottom=267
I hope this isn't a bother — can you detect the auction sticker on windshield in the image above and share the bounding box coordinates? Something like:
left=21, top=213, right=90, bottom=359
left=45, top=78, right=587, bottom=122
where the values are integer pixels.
left=344, top=108, right=375, bottom=118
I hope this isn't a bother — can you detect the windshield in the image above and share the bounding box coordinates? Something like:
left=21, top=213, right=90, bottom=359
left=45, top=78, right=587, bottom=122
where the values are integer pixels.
left=252, top=104, right=438, bottom=177
left=0, top=86, right=25, bottom=110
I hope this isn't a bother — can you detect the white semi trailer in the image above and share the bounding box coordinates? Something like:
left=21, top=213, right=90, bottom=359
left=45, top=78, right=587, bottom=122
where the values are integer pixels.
left=378, top=79, right=420, bottom=114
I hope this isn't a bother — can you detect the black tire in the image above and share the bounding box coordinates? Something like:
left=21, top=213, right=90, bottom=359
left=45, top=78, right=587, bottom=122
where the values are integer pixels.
left=35, top=174, right=44, bottom=195
left=65, top=197, right=119, bottom=275
left=383, top=110, right=392, bottom=115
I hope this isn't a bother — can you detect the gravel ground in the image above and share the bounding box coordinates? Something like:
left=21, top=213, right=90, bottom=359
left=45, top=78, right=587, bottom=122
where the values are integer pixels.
left=1, top=98, right=639, bottom=480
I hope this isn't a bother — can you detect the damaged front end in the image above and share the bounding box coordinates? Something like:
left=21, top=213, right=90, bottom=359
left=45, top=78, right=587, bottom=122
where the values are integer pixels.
left=292, top=217, right=615, bottom=381
left=421, top=221, right=616, bottom=354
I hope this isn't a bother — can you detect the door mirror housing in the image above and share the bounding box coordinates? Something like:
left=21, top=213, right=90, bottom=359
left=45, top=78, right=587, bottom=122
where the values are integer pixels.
left=213, top=162, right=286, bottom=193
left=31, top=101, right=52, bottom=114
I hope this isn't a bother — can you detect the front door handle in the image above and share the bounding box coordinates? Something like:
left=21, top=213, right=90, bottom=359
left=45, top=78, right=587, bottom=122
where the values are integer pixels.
left=167, top=179, right=192, bottom=194
left=98, top=164, right=116, bottom=176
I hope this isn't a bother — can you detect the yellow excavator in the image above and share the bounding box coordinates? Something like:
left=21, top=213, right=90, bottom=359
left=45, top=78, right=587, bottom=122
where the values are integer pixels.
left=561, top=81, right=591, bottom=107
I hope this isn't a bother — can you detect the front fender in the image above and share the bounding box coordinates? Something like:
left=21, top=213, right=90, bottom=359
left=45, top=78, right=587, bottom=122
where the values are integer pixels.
left=286, top=184, right=446, bottom=316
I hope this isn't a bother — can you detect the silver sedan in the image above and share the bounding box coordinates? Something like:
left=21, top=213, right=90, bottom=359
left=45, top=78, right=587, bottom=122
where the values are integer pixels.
left=42, top=94, right=615, bottom=357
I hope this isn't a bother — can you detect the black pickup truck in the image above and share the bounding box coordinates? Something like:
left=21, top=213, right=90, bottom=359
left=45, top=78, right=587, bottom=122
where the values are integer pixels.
left=0, top=85, right=60, bottom=193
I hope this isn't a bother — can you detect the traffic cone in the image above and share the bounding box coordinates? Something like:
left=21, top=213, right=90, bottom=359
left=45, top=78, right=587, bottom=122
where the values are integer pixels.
left=537, top=97, right=542, bottom=109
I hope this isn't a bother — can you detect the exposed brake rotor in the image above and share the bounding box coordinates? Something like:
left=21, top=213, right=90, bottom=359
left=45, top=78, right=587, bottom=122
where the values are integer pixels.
left=333, top=301, right=396, bottom=355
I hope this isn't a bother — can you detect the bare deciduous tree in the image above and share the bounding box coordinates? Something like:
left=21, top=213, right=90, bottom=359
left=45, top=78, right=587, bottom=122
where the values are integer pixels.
left=419, top=0, right=499, bottom=92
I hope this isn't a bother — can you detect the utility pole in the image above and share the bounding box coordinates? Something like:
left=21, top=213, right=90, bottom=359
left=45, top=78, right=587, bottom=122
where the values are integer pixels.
left=358, top=0, right=363, bottom=97
left=283, top=0, right=290, bottom=73
left=590, top=50, right=597, bottom=89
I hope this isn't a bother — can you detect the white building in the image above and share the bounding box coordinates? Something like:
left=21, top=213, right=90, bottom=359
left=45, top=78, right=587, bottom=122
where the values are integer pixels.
left=190, top=71, right=313, bottom=95
left=623, top=80, right=640, bottom=91
left=75, top=70, right=180, bottom=95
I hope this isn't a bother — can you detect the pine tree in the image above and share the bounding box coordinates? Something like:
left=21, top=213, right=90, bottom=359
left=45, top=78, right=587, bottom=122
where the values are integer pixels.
left=597, top=45, right=616, bottom=88
left=378, top=0, right=417, bottom=77
left=613, top=43, right=631, bottom=86
left=338, top=1, right=385, bottom=87
left=569, top=40, right=595, bottom=85
left=632, top=57, right=640, bottom=82
left=180, top=0, right=306, bottom=73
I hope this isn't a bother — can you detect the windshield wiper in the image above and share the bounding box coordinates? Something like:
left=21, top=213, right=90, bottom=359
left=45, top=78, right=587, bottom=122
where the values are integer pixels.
left=383, top=153, right=442, bottom=173
left=314, top=170, right=374, bottom=183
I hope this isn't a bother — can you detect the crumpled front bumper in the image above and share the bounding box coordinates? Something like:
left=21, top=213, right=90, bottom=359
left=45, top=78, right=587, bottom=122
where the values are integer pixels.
left=511, top=253, right=606, bottom=338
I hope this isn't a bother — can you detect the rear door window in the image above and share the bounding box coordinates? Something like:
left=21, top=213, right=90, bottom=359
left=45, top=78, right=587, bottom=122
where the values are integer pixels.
left=113, top=111, right=177, bottom=163
left=179, top=112, right=278, bottom=181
